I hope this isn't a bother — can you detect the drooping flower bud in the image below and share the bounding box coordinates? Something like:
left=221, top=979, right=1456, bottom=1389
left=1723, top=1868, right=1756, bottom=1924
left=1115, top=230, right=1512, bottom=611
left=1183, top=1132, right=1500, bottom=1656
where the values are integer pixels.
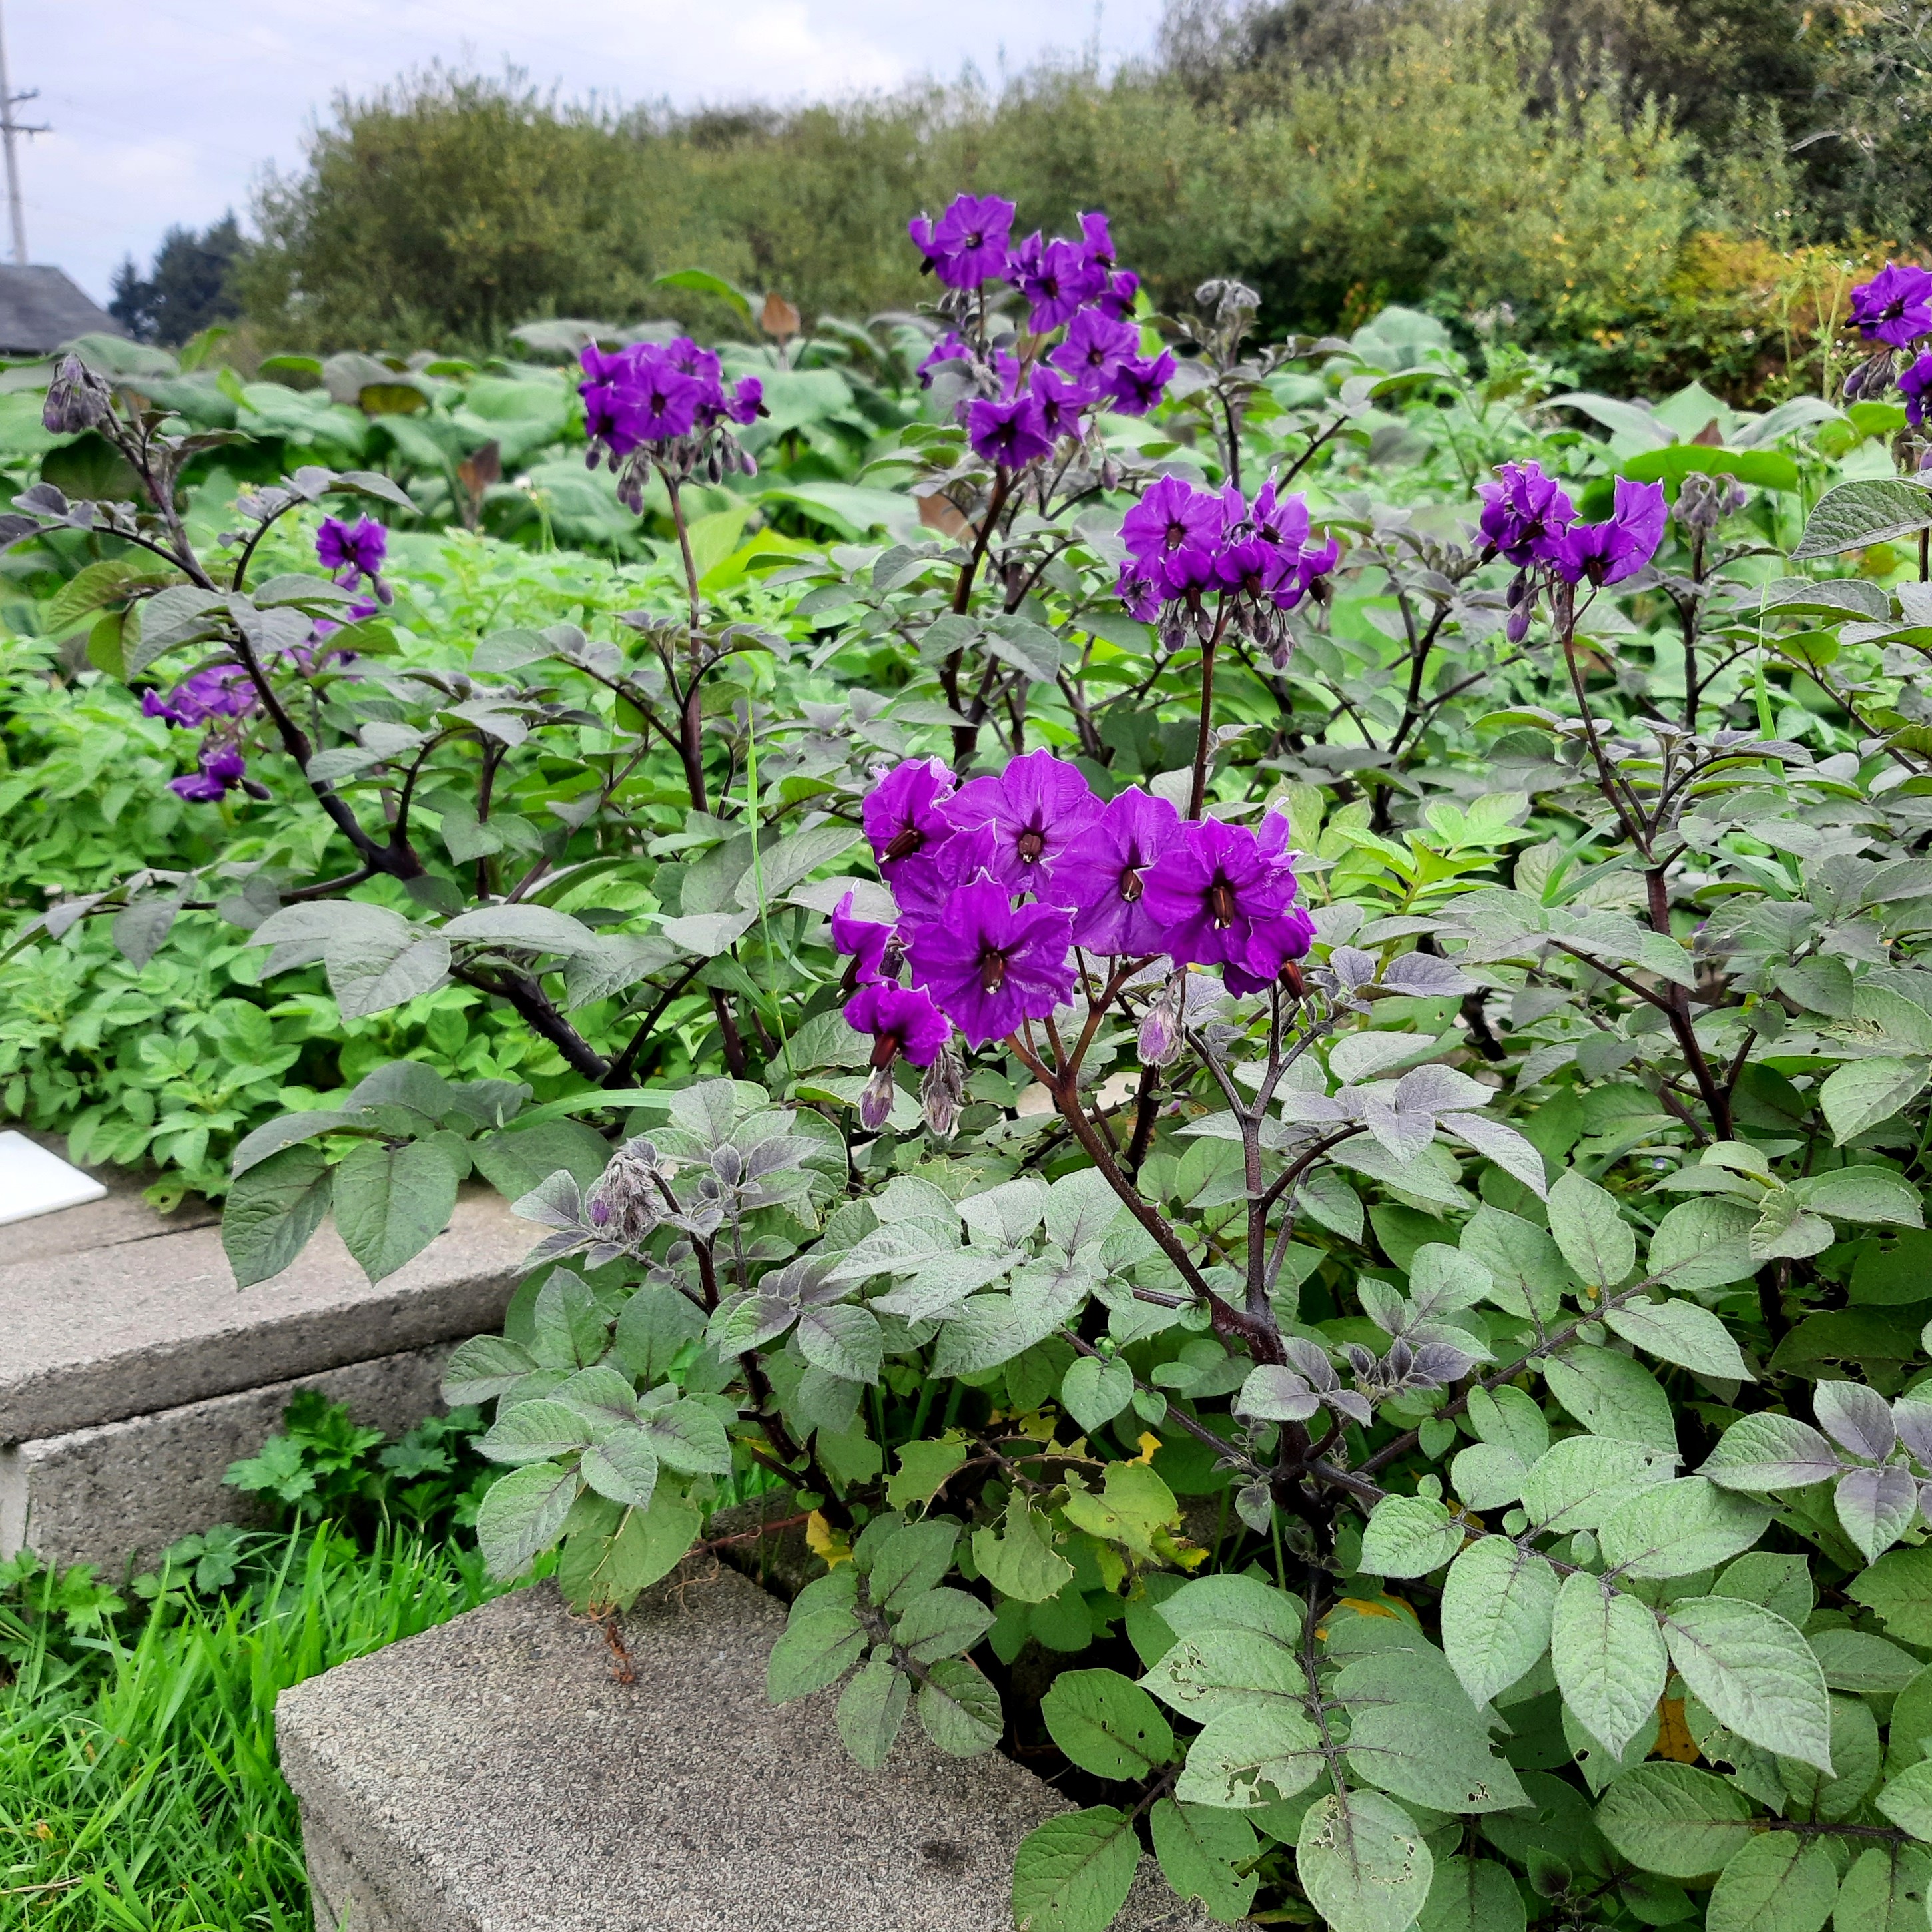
left=1139, top=974, right=1185, bottom=1066
left=586, top=1136, right=665, bottom=1248
left=860, top=1062, right=898, bottom=1132
left=920, top=1042, right=966, bottom=1139
left=1674, top=470, right=1745, bottom=535
left=43, top=354, right=110, bottom=436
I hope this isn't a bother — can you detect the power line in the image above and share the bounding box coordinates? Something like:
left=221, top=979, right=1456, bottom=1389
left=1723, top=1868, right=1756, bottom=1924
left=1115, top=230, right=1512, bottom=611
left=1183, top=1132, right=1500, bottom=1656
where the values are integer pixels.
left=0, top=0, right=49, bottom=266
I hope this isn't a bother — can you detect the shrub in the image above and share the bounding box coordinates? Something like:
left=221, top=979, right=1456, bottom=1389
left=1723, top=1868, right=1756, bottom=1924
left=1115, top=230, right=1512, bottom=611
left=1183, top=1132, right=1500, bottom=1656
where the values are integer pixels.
left=21, top=195, right=1932, bottom=1932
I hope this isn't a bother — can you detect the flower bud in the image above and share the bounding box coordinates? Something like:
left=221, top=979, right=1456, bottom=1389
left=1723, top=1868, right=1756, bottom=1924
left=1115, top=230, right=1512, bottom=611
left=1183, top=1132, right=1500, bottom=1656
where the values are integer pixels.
left=1139, top=974, right=1184, bottom=1066
left=920, top=1042, right=965, bottom=1139
left=586, top=1137, right=664, bottom=1247
left=860, top=1062, right=898, bottom=1131
left=43, top=354, right=109, bottom=436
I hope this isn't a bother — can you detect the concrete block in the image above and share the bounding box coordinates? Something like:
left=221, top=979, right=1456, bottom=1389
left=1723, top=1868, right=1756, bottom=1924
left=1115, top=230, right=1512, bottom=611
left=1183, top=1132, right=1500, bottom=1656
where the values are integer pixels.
left=276, top=1566, right=1214, bottom=1932
left=1, top=1188, right=530, bottom=1444
left=0, top=1344, right=454, bottom=1572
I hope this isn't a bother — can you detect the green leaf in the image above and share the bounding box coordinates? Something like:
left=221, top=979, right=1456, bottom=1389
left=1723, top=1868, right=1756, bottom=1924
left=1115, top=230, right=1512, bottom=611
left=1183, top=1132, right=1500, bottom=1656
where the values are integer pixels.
left=1700, top=1413, right=1841, bottom=1490
left=864, top=1516, right=960, bottom=1612
left=1543, top=1347, right=1678, bottom=1453
left=914, top=1655, right=1004, bottom=1756
left=1791, top=476, right=1932, bottom=558
left=1012, top=1806, right=1141, bottom=1932
left=765, top=1606, right=867, bottom=1704
left=1877, top=1761, right=1932, bottom=1840
left=1547, top=1171, right=1635, bottom=1287
left=1175, top=1705, right=1326, bottom=1807
left=477, top=1397, right=595, bottom=1464
left=1706, top=1833, right=1838, bottom=1932
left=331, top=1137, right=462, bottom=1283
left=1143, top=1624, right=1303, bottom=1721
left=1847, top=1548, right=1932, bottom=1645
left=1648, top=1198, right=1760, bottom=1291
left=637, top=1398, right=731, bottom=1476
left=1441, top=1535, right=1558, bottom=1703
left=1604, top=1297, right=1754, bottom=1381
left=796, top=1301, right=883, bottom=1384
left=1359, top=1493, right=1467, bottom=1578
left=972, top=1502, right=1076, bottom=1604
left=1042, top=1668, right=1176, bottom=1780
left=1061, top=1461, right=1179, bottom=1560
left=887, top=1438, right=970, bottom=1512
left=1598, top=1478, right=1771, bottom=1580
left=1460, top=1207, right=1570, bottom=1324
left=653, top=266, right=755, bottom=324
left=1552, top=1570, right=1668, bottom=1756
left=440, top=1334, right=538, bottom=1404
left=1062, top=1355, right=1135, bottom=1434
left=1296, top=1790, right=1435, bottom=1932
left=1820, top=1058, right=1931, bottom=1145
left=836, top=1656, right=911, bottom=1768
left=1150, top=1798, right=1260, bottom=1925
left=1830, top=1845, right=1932, bottom=1932
left=579, top=1429, right=659, bottom=1509
left=474, top=1460, right=579, bottom=1578
left=613, top=1285, right=705, bottom=1383
left=1662, top=1595, right=1832, bottom=1771
left=1522, top=1434, right=1676, bottom=1533
left=1789, top=1167, right=1924, bottom=1227
left=892, top=1585, right=996, bottom=1664
left=1594, top=1762, right=1753, bottom=1879
left=1809, top=1627, right=1921, bottom=1694
left=220, top=1143, right=332, bottom=1288
left=1418, top=1857, right=1526, bottom=1932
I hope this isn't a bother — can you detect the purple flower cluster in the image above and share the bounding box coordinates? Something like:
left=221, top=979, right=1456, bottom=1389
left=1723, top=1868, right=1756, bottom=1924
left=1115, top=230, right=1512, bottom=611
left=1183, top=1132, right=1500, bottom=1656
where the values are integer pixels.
left=169, top=741, right=252, bottom=805
left=316, top=515, right=392, bottom=605
left=577, top=337, right=765, bottom=499
left=1476, top=461, right=1666, bottom=637
left=909, top=196, right=1173, bottom=474
left=1113, top=476, right=1337, bottom=662
left=836, top=751, right=1315, bottom=1110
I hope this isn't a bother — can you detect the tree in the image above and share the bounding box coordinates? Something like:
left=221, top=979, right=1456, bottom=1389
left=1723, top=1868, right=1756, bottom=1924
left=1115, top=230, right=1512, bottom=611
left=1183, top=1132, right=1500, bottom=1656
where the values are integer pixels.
left=107, top=214, right=247, bottom=346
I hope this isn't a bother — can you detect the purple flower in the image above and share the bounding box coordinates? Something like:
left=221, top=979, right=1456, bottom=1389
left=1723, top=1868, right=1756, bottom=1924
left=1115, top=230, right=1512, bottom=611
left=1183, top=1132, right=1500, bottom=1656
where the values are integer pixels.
left=1095, top=270, right=1141, bottom=322
left=846, top=983, right=950, bottom=1068
left=943, top=748, right=1101, bottom=892
left=967, top=390, right=1056, bottom=470
left=1107, top=352, right=1175, bottom=416
left=862, top=757, right=958, bottom=878
left=1055, top=787, right=1181, bottom=955
left=1031, top=366, right=1091, bottom=442
left=1011, top=232, right=1107, bottom=333
left=1249, top=480, right=1312, bottom=552
left=832, top=890, right=893, bottom=985
left=1223, top=905, right=1317, bottom=996
left=1851, top=263, right=1932, bottom=348
left=1114, top=557, right=1163, bottom=623
left=1050, top=309, right=1140, bottom=388
left=1122, top=475, right=1227, bottom=568
left=168, top=739, right=248, bottom=805
left=918, top=332, right=974, bottom=387
left=1143, top=816, right=1299, bottom=975
left=909, top=194, right=1016, bottom=290
left=142, top=664, right=256, bottom=730
left=316, top=515, right=388, bottom=592
left=905, top=876, right=1077, bottom=1048
left=1552, top=478, right=1667, bottom=588
left=1903, top=352, right=1932, bottom=427
left=727, top=375, right=764, bottom=426
left=892, top=822, right=1003, bottom=929
left=1275, top=537, right=1339, bottom=611
left=1478, top=462, right=1575, bottom=567
left=1078, top=211, right=1116, bottom=266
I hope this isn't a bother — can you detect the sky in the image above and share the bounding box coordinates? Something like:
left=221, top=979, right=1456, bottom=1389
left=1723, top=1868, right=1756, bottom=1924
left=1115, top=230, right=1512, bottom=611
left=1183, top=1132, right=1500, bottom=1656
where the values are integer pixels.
left=6, top=0, right=1168, bottom=308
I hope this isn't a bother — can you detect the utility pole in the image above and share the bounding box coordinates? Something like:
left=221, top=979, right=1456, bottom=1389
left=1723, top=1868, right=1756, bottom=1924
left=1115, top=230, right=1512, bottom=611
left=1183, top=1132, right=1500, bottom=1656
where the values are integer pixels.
left=0, top=1, right=47, bottom=267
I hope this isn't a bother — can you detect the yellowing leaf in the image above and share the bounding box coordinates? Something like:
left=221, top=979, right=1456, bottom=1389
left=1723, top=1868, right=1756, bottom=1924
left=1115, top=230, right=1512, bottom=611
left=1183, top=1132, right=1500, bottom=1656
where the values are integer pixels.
left=1133, top=1432, right=1163, bottom=1464
left=1652, top=1696, right=1700, bottom=1763
left=806, top=1510, right=852, bottom=1568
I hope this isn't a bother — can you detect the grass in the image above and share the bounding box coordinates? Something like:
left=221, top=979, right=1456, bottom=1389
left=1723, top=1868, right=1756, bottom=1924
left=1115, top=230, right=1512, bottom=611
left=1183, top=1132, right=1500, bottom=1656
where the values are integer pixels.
left=0, top=1396, right=524, bottom=1932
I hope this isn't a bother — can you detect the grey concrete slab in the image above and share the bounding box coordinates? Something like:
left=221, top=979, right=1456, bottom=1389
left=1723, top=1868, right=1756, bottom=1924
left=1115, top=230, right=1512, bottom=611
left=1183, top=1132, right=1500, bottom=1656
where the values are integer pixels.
left=1, top=1189, right=529, bottom=1443
left=276, top=1567, right=1215, bottom=1932
left=0, top=1343, right=454, bottom=1572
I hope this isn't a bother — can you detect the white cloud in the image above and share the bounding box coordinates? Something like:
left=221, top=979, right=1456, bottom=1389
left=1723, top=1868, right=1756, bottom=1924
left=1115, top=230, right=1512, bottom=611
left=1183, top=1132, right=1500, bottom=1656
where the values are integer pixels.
left=11, top=0, right=1163, bottom=305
